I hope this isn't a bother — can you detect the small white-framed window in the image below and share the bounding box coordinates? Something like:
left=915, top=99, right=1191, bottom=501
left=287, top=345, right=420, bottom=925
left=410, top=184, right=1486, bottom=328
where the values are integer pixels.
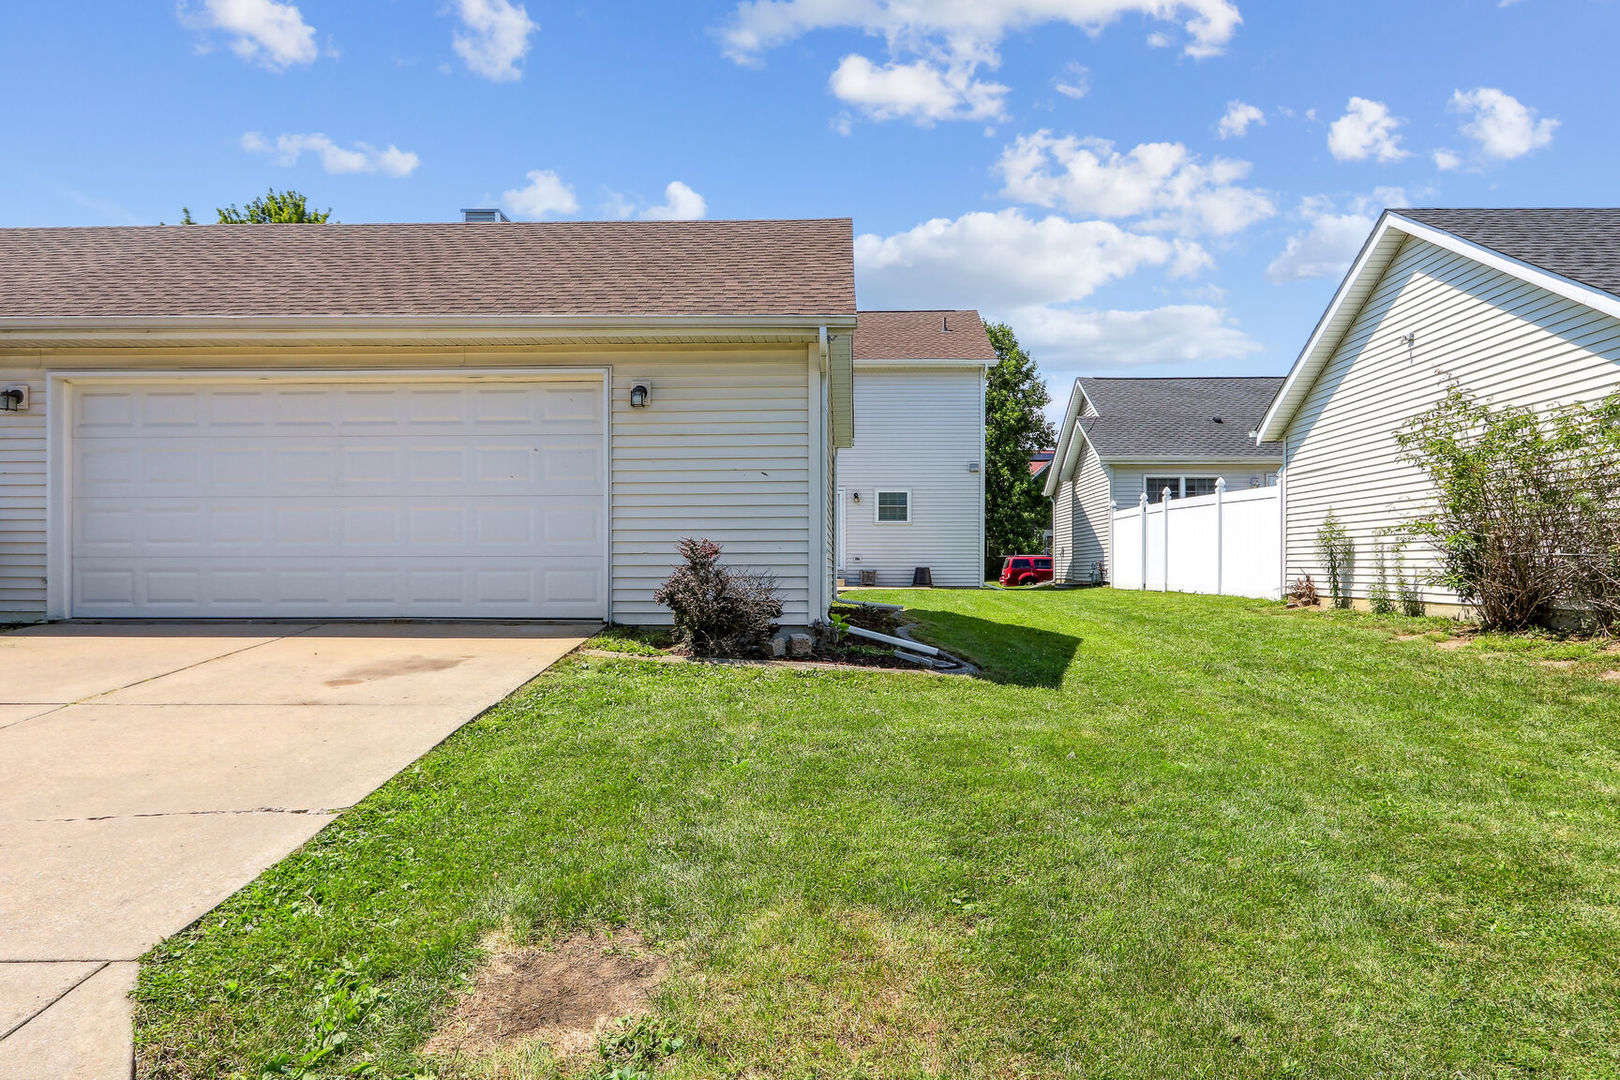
left=1146, top=477, right=1182, bottom=503
left=1146, top=476, right=1222, bottom=502
left=875, top=489, right=911, bottom=524
left=1183, top=476, right=1219, bottom=499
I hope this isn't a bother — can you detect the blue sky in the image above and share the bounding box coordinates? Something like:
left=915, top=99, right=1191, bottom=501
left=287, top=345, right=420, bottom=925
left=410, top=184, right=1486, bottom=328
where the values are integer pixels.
left=2, top=1, right=1614, bottom=412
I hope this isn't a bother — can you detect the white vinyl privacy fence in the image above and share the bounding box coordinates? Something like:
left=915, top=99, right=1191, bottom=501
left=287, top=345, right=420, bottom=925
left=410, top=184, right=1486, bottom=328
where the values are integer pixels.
left=1112, top=479, right=1282, bottom=599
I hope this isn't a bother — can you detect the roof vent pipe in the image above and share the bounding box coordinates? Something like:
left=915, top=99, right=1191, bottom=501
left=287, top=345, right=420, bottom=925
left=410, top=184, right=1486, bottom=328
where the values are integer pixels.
left=941, top=314, right=951, bottom=331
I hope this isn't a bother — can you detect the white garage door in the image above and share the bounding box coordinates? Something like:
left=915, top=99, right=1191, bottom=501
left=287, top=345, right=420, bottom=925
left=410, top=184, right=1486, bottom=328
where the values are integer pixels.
left=68, top=378, right=606, bottom=619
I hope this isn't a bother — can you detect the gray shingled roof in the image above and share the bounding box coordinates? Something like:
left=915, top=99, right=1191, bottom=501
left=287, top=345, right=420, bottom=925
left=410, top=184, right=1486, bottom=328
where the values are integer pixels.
left=0, top=219, right=856, bottom=318
left=1077, top=377, right=1283, bottom=460
left=1396, top=208, right=1620, bottom=301
left=853, top=310, right=997, bottom=361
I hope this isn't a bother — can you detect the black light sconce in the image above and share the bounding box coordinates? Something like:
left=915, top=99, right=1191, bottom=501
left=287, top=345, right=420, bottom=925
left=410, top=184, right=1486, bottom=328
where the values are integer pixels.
left=629, top=382, right=651, bottom=408
left=0, top=386, right=28, bottom=413
left=851, top=491, right=861, bottom=503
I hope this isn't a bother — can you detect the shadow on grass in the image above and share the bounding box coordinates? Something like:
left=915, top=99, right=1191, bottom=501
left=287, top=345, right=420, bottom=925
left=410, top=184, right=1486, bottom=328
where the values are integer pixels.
left=895, top=601, right=1081, bottom=689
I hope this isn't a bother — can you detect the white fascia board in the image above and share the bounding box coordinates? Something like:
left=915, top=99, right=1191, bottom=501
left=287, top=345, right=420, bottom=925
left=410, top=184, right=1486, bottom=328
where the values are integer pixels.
left=1101, top=455, right=1284, bottom=467
left=1256, top=213, right=1407, bottom=442
left=1392, top=216, right=1620, bottom=324
left=853, top=357, right=990, bottom=369
left=1042, top=379, right=1087, bottom=497
left=1258, top=210, right=1620, bottom=442
left=0, top=312, right=859, bottom=348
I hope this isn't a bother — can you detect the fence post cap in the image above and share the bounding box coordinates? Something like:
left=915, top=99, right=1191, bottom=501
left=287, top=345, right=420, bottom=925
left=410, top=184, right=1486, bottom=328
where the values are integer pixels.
left=1216, top=476, right=1226, bottom=491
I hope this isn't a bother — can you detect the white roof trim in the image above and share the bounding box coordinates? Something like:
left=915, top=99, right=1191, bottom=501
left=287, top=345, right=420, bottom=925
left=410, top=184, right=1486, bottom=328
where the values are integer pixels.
left=853, top=357, right=989, bottom=369
left=1258, top=211, right=1620, bottom=441
left=1043, top=378, right=1088, bottom=497
left=0, top=312, right=857, bottom=349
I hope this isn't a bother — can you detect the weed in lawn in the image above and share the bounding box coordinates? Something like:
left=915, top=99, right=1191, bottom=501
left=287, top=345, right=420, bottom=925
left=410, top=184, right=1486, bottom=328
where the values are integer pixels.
left=259, top=957, right=388, bottom=1078
left=587, top=626, right=675, bottom=656
left=590, top=1015, right=686, bottom=1080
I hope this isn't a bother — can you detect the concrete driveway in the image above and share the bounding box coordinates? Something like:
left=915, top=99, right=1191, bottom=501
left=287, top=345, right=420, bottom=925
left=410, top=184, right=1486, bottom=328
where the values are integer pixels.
left=0, top=620, right=594, bottom=1080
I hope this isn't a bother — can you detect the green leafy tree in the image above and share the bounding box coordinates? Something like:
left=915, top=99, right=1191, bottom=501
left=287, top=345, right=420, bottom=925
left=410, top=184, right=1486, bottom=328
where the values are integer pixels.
left=984, top=322, right=1056, bottom=575
left=213, top=189, right=333, bottom=224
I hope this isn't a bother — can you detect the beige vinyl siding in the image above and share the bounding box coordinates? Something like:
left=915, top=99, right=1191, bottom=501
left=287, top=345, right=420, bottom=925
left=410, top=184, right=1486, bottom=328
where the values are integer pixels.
left=1053, top=440, right=1110, bottom=583
left=828, top=330, right=853, bottom=449
left=835, top=365, right=983, bottom=587
left=610, top=353, right=812, bottom=624
left=1051, top=476, right=1073, bottom=579
left=0, top=345, right=819, bottom=624
left=0, top=369, right=47, bottom=616
left=1282, top=235, right=1620, bottom=603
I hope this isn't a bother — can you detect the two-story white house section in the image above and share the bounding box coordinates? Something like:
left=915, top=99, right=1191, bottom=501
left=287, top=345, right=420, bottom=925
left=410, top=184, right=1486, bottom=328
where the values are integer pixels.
left=835, top=311, right=992, bottom=588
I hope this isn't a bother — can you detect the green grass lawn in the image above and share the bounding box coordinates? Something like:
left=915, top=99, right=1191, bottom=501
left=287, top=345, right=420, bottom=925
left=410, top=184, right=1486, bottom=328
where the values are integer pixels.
left=133, top=590, right=1620, bottom=1079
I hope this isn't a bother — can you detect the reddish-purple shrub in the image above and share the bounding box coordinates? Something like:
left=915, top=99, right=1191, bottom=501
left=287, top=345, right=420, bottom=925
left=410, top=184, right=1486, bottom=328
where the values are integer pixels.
left=652, top=538, right=783, bottom=656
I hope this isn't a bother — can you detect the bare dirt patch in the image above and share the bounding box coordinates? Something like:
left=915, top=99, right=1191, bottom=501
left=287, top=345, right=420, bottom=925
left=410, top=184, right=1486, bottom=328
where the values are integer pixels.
left=1539, top=659, right=1579, bottom=670
left=1599, top=669, right=1620, bottom=683
left=423, top=930, right=668, bottom=1063
left=1434, top=637, right=1474, bottom=651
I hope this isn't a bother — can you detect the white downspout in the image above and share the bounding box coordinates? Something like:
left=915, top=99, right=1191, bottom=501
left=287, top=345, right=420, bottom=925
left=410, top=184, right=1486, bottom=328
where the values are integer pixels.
left=813, top=326, right=831, bottom=615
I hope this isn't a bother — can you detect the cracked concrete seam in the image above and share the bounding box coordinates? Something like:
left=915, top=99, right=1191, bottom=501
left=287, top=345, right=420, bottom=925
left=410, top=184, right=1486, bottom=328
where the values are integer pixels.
left=33, top=805, right=350, bottom=823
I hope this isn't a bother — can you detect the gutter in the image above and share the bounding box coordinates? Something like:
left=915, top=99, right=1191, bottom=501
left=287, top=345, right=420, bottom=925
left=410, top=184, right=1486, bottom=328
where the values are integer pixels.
left=0, top=312, right=861, bottom=348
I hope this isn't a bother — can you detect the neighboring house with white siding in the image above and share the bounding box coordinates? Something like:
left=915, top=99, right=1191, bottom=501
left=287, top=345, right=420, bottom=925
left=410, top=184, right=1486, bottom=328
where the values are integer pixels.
left=0, top=218, right=860, bottom=626
left=1258, top=208, right=1620, bottom=613
left=1044, top=377, right=1283, bottom=585
left=834, top=310, right=990, bottom=588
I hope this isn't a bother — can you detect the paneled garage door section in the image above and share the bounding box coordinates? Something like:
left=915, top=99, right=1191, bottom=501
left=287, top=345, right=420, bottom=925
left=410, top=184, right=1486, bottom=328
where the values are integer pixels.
left=69, top=379, right=606, bottom=618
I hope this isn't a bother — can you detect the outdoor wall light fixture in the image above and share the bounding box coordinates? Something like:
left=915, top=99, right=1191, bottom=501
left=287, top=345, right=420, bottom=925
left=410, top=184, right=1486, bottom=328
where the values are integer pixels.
left=0, top=386, right=28, bottom=413
left=629, top=383, right=650, bottom=408
left=851, top=491, right=861, bottom=503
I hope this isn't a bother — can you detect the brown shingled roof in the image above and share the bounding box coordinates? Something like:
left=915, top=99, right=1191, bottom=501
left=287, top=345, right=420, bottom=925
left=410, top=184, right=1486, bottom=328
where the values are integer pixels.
left=854, top=310, right=997, bottom=361
left=0, top=219, right=856, bottom=319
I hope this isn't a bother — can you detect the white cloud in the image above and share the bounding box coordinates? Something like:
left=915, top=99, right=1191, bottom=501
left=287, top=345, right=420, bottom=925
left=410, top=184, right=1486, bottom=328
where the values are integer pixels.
left=500, top=170, right=579, bottom=218
left=829, top=55, right=1007, bottom=124
left=856, top=208, right=1260, bottom=374
left=1265, top=188, right=1407, bottom=283
left=1216, top=100, right=1264, bottom=139
left=996, top=131, right=1275, bottom=236
left=1433, top=148, right=1462, bottom=171
left=854, top=209, right=1209, bottom=314
left=1019, top=304, right=1261, bottom=368
left=1450, top=87, right=1558, bottom=161
left=240, top=132, right=419, bottom=177
left=1052, top=62, right=1089, bottom=99
left=452, top=0, right=538, bottom=82
left=720, top=1, right=1239, bottom=126
left=1327, top=97, right=1409, bottom=163
left=186, top=0, right=318, bottom=70
left=721, top=0, right=1242, bottom=62
left=641, top=181, right=708, bottom=221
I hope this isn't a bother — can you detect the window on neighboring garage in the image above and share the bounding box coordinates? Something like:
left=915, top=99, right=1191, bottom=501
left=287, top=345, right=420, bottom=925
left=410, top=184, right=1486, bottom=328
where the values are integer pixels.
left=1146, top=477, right=1181, bottom=502
left=875, top=489, right=911, bottom=524
left=1147, top=476, right=1222, bottom=501
left=1183, top=477, right=1219, bottom=498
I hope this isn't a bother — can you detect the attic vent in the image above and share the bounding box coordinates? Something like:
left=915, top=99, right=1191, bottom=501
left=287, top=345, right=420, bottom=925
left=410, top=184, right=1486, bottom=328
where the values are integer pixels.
left=1213, top=416, right=1224, bottom=424
left=461, top=208, right=510, bottom=223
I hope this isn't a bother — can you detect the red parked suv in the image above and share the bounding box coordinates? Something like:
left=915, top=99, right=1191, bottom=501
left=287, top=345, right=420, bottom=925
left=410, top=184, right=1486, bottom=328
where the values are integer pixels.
left=1000, top=555, right=1053, bottom=586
